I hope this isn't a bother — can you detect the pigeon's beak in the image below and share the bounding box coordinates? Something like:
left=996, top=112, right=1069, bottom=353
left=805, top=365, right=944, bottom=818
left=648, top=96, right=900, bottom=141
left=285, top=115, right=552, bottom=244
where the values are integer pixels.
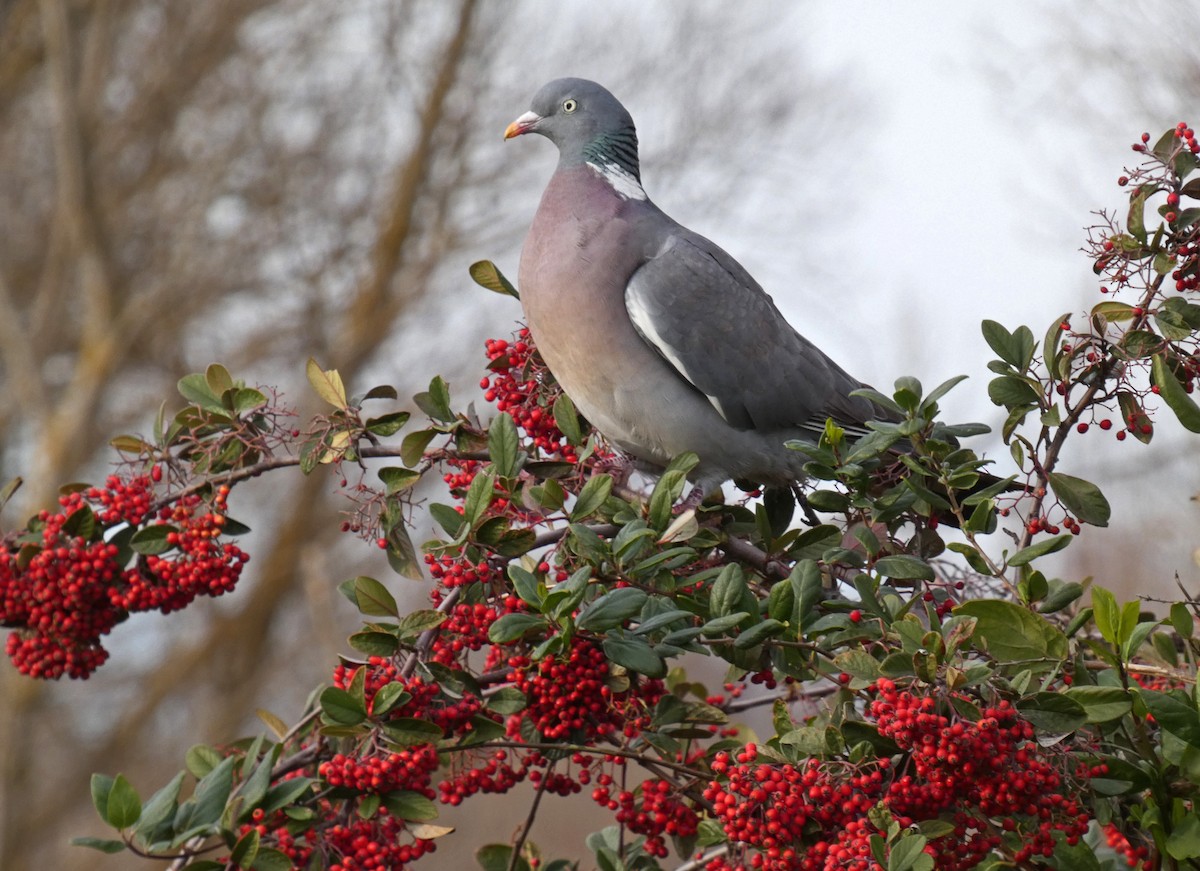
left=505, top=110, right=541, bottom=140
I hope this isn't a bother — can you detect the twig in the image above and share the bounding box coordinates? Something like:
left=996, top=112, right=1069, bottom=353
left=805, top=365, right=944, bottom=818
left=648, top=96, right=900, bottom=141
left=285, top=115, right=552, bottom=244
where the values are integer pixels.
left=508, top=760, right=552, bottom=871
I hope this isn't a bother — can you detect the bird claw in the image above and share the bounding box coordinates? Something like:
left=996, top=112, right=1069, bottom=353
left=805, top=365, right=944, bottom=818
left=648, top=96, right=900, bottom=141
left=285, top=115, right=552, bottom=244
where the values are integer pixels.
left=592, top=452, right=634, bottom=488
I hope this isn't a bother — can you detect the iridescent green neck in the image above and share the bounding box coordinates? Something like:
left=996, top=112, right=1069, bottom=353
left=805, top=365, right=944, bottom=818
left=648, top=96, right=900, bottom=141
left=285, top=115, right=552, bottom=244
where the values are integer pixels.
left=583, top=128, right=640, bottom=181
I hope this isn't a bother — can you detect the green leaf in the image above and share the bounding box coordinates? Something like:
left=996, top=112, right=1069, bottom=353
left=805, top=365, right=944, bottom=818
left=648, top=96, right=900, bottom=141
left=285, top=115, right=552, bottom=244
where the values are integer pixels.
left=1091, top=586, right=1120, bottom=646
left=1063, top=687, right=1132, bottom=724
left=429, top=502, right=467, bottom=539
left=191, top=756, right=236, bottom=828
left=702, top=612, right=751, bottom=636
left=137, top=770, right=185, bottom=838
left=1123, top=619, right=1159, bottom=661
left=378, top=466, right=420, bottom=495
left=888, top=832, right=932, bottom=871
left=508, top=564, right=543, bottom=609
left=371, top=683, right=412, bottom=717
left=177, top=373, right=225, bottom=412
left=230, top=387, right=268, bottom=416
left=488, top=412, right=520, bottom=478
left=792, top=559, right=823, bottom=633
left=710, top=563, right=750, bottom=618
left=733, top=618, right=785, bottom=649
left=477, top=844, right=527, bottom=871
left=1119, top=330, right=1162, bottom=360
left=395, top=609, right=449, bottom=637
left=1091, top=300, right=1138, bottom=323
left=1140, top=689, right=1200, bottom=746
left=384, top=522, right=423, bottom=580
left=1171, top=602, right=1195, bottom=638
left=104, top=775, right=141, bottom=830
left=1166, top=813, right=1200, bottom=859
left=349, top=630, right=399, bottom=657
left=400, top=428, right=439, bottom=467
left=648, top=452, right=698, bottom=528
left=230, top=828, right=260, bottom=867
left=1152, top=353, right=1200, bottom=432
left=633, top=609, right=693, bottom=635
left=835, top=649, right=882, bottom=682
left=486, top=687, right=527, bottom=715
left=341, top=576, right=399, bottom=617
left=571, top=474, right=613, bottom=521
left=128, top=524, right=176, bottom=556
left=953, top=600, right=1067, bottom=665
left=319, top=687, right=367, bottom=725
left=306, top=358, right=347, bottom=409
left=576, top=587, right=647, bottom=632
left=384, top=791, right=439, bottom=822
left=71, top=836, right=128, bottom=854
left=1038, top=581, right=1084, bottom=614
left=1015, top=692, right=1087, bottom=734
left=552, top=393, right=583, bottom=446
left=90, top=773, right=115, bottom=826
left=251, top=847, right=294, bottom=871
left=987, top=375, right=1040, bottom=408
left=413, top=376, right=454, bottom=423
left=488, top=613, right=545, bottom=644
left=1006, top=533, right=1072, bottom=567
left=382, top=718, right=444, bottom=747
left=468, top=260, right=519, bottom=298
left=1048, top=472, right=1110, bottom=527
left=602, top=634, right=666, bottom=677
left=873, top=555, right=935, bottom=581
left=981, top=320, right=1017, bottom=366
left=1042, top=311, right=1071, bottom=377
left=462, top=466, right=496, bottom=528
left=185, top=745, right=222, bottom=779
left=1128, top=185, right=1150, bottom=242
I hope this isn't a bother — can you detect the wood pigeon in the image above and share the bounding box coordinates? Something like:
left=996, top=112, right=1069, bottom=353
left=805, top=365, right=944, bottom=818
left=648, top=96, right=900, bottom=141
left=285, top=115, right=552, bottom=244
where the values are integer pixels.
left=505, top=78, right=904, bottom=503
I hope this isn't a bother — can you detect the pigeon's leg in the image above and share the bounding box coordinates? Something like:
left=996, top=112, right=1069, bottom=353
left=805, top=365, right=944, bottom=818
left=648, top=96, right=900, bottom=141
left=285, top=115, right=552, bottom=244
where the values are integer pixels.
left=592, top=451, right=635, bottom=488
left=792, top=484, right=821, bottom=527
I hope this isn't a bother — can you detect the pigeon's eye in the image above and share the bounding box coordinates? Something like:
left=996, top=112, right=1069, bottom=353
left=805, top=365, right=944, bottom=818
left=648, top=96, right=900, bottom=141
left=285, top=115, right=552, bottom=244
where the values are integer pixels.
left=562, top=99, right=578, bottom=114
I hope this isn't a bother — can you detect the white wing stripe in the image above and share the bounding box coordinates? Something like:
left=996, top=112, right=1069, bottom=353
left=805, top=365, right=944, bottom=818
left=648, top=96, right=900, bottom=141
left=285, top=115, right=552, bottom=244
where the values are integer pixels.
left=626, top=291, right=735, bottom=423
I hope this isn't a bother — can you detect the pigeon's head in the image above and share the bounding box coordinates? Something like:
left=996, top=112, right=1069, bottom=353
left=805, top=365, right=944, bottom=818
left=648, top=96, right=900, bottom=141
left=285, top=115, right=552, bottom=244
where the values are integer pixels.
left=506, top=78, right=638, bottom=170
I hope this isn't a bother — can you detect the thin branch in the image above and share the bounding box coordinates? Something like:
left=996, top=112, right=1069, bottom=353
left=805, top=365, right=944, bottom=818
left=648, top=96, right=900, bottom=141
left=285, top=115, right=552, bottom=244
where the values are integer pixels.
left=508, top=759, right=552, bottom=871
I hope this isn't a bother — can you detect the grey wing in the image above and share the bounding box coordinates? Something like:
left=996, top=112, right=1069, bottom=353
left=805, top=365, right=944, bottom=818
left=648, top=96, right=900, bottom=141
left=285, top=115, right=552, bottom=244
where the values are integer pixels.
left=625, top=232, right=884, bottom=436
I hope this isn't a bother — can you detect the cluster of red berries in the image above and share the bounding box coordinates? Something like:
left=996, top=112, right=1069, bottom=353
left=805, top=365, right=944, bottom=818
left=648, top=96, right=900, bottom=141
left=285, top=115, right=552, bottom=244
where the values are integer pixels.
left=1172, top=121, right=1199, bottom=155
left=702, top=682, right=1091, bottom=870
left=1025, top=513, right=1082, bottom=537
left=703, top=745, right=888, bottom=871
left=1173, top=236, right=1199, bottom=293
left=319, top=744, right=439, bottom=796
left=506, top=640, right=663, bottom=741
left=133, top=488, right=247, bottom=613
left=321, top=809, right=437, bottom=870
left=428, top=597, right=519, bottom=668
left=235, top=805, right=316, bottom=868
left=481, top=330, right=578, bottom=463
left=595, top=778, right=699, bottom=859
left=438, top=748, right=528, bottom=807
left=233, top=795, right=437, bottom=871
left=332, top=660, right=485, bottom=735
left=1, top=476, right=247, bottom=678
left=868, top=680, right=1090, bottom=866
left=424, top=552, right=497, bottom=589
left=1102, top=821, right=1151, bottom=869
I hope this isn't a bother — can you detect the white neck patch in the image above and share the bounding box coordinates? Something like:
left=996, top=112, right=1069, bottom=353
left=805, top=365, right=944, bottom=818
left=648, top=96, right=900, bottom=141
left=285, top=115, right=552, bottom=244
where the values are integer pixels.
left=587, top=160, right=647, bottom=201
